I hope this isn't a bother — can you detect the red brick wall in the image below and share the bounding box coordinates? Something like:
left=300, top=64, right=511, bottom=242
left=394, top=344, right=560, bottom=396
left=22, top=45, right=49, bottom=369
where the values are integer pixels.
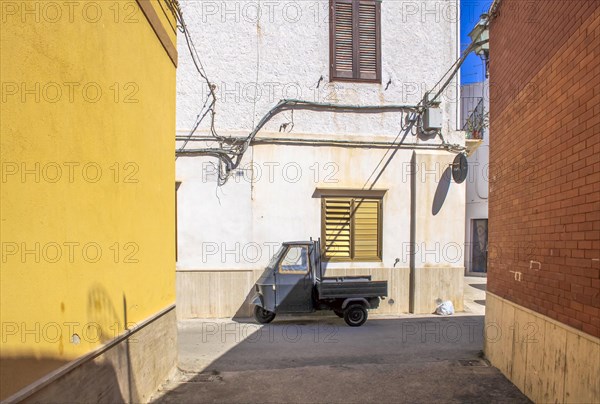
left=488, top=0, right=600, bottom=337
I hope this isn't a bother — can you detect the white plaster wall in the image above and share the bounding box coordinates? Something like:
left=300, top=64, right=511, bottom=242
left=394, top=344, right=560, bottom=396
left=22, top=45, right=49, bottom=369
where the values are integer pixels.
left=175, top=0, right=463, bottom=272
left=176, top=0, right=461, bottom=141
left=412, top=150, right=466, bottom=269
left=177, top=145, right=466, bottom=271
left=251, top=145, right=416, bottom=269
left=177, top=146, right=417, bottom=270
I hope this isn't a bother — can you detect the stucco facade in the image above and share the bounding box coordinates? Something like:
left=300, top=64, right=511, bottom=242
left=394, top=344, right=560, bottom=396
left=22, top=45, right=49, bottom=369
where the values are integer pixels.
left=1, top=0, right=178, bottom=401
left=176, top=0, right=465, bottom=316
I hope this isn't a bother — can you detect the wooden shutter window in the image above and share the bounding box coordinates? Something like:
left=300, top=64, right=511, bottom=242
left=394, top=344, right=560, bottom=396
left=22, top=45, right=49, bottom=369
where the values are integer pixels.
left=333, top=0, right=354, bottom=79
left=353, top=198, right=380, bottom=260
left=330, top=0, right=381, bottom=82
left=322, top=197, right=382, bottom=261
left=358, top=2, right=378, bottom=80
left=323, top=198, right=352, bottom=259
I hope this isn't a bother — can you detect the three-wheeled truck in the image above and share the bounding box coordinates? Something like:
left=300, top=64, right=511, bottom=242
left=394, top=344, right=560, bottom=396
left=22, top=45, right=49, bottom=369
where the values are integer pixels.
left=251, top=240, right=388, bottom=326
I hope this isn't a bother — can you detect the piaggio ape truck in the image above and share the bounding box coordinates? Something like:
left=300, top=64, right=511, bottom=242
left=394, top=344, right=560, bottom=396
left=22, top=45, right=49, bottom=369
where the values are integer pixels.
left=251, top=240, right=388, bottom=327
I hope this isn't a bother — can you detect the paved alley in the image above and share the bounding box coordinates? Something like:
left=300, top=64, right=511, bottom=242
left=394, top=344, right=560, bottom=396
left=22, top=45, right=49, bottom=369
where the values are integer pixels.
left=152, top=277, right=529, bottom=403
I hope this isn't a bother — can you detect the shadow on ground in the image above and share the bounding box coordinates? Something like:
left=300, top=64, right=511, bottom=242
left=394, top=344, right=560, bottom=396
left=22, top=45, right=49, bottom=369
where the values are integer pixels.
left=153, top=315, right=530, bottom=403
left=469, top=283, right=487, bottom=291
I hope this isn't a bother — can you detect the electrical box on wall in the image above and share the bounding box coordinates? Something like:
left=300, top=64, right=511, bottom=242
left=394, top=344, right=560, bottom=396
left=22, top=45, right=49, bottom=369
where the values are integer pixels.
left=423, top=107, right=443, bottom=131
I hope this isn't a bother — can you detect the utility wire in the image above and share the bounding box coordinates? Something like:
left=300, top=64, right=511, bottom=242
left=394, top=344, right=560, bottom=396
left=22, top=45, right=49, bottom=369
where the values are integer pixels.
left=425, top=17, right=490, bottom=106
left=173, top=0, right=478, bottom=185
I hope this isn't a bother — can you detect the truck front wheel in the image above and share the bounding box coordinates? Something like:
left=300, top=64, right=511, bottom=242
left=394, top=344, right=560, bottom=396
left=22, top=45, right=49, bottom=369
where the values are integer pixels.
left=343, top=304, right=368, bottom=327
left=254, top=306, right=276, bottom=324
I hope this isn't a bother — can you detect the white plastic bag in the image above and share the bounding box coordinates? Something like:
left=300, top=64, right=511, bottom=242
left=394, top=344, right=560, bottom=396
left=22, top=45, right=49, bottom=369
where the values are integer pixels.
left=435, top=300, right=454, bottom=315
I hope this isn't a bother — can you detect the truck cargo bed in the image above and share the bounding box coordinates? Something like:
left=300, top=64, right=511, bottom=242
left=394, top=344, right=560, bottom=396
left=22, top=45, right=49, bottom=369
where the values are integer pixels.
left=318, top=277, right=388, bottom=299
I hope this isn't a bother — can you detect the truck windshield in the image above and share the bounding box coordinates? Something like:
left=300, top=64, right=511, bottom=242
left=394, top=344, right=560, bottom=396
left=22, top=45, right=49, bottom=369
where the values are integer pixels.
left=267, top=246, right=284, bottom=268
left=280, top=246, right=309, bottom=273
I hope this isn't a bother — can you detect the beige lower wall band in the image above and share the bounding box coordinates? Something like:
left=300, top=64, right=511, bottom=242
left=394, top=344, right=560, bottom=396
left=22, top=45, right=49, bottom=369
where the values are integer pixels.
left=4, top=304, right=176, bottom=404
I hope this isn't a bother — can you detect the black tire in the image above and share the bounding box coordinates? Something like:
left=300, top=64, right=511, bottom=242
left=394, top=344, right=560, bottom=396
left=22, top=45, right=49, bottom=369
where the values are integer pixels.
left=333, top=310, right=344, bottom=318
left=343, top=304, right=368, bottom=327
left=254, top=305, right=276, bottom=324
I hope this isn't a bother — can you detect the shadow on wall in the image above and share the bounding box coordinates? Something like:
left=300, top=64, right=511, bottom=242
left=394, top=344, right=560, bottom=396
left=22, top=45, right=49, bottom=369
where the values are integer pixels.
left=231, top=262, right=364, bottom=323
left=231, top=272, right=322, bottom=322
left=432, top=167, right=452, bottom=216
left=87, top=284, right=123, bottom=344
left=87, top=284, right=140, bottom=402
left=0, top=285, right=138, bottom=402
left=232, top=286, right=258, bottom=321
left=1, top=356, right=127, bottom=403
left=0, top=357, right=71, bottom=401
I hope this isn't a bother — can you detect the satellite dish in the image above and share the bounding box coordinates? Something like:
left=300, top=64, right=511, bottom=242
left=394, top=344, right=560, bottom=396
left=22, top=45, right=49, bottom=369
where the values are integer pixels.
left=452, top=153, right=468, bottom=183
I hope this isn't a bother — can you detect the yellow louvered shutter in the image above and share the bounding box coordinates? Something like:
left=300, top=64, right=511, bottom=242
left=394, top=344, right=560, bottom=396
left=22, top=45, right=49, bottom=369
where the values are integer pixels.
left=353, top=198, right=380, bottom=260
left=323, top=198, right=352, bottom=259
left=322, top=197, right=381, bottom=261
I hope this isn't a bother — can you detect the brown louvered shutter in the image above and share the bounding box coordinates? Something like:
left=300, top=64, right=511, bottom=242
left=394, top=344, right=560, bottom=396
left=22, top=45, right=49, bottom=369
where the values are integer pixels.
left=331, top=0, right=354, bottom=79
left=357, top=1, right=379, bottom=80
left=330, top=0, right=381, bottom=82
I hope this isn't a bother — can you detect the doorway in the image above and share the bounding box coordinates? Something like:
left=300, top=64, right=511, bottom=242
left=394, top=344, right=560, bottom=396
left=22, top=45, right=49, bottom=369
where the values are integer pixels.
left=471, top=219, right=488, bottom=273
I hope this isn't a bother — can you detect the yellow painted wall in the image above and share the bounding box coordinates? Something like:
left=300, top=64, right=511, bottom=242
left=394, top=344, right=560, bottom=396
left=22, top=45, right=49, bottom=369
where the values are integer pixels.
left=0, top=0, right=177, bottom=398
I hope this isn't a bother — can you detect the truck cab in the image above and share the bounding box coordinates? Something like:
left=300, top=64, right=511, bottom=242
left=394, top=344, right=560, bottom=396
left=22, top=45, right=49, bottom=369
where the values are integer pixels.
left=252, top=240, right=387, bottom=326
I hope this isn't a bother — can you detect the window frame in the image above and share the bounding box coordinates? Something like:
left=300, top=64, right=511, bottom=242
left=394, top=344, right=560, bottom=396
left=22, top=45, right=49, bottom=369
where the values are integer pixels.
left=278, top=245, right=311, bottom=274
left=321, top=196, right=383, bottom=262
left=329, top=0, right=382, bottom=83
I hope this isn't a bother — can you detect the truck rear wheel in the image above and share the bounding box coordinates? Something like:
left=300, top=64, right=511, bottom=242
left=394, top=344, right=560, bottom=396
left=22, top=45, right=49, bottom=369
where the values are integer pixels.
left=343, top=304, right=368, bottom=327
left=254, top=306, right=276, bottom=324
